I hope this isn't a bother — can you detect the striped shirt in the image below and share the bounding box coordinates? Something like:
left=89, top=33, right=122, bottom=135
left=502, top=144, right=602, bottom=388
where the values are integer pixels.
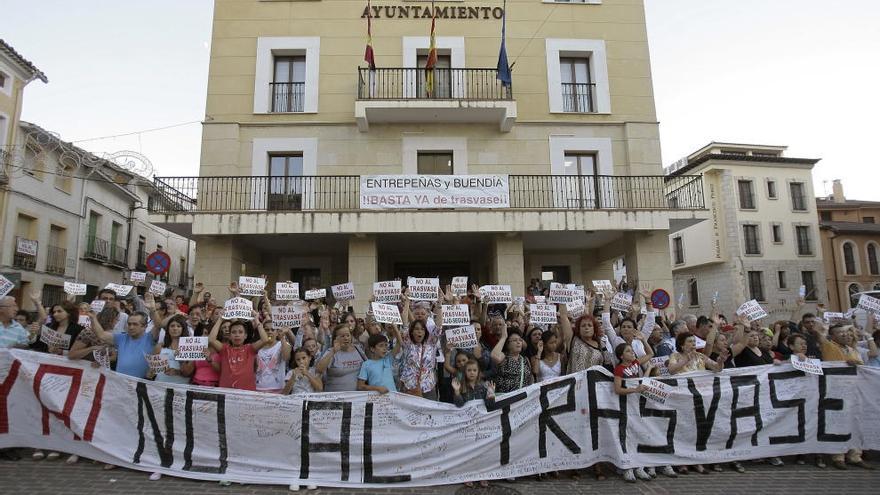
left=0, top=320, right=29, bottom=349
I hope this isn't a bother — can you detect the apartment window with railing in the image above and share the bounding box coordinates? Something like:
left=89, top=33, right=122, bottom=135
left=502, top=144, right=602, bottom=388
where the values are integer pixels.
left=136, top=236, right=147, bottom=269
left=672, top=236, right=685, bottom=265
left=178, top=257, right=188, bottom=288
left=110, top=221, right=126, bottom=266
left=268, top=154, right=304, bottom=210
left=85, top=211, right=108, bottom=261
left=738, top=180, right=756, bottom=209
left=743, top=224, right=761, bottom=255
left=790, top=182, right=807, bottom=211
left=868, top=243, right=879, bottom=275
left=843, top=241, right=857, bottom=275
left=801, top=271, right=818, bottom=301
left=46, top=225, right=67, bottom=276
left=864, top=216, right=876, bottom=224
left=560, top=57, right=594, bottom=112
left=271, top=56, right=305, bottom=112
left=795, top=225, right=812, bottom=255
left=748, top=271, right=765, bottom=302
left=13, top=214, right=37, bottom=270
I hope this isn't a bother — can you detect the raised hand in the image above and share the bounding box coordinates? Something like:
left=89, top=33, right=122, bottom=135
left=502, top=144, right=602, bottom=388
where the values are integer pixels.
left=451, top=378, right=461, bottom=394
left=228, top=281, right=239, bottom=297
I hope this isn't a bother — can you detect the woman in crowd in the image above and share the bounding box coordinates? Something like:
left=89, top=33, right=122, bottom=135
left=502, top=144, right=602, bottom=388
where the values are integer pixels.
left=400, top=319, right=442, bottom=399
left=532, top=329, right=565, bottom=382
left=731, top=318, right=776, bottom=368
left=255, top=325, right=293, bottom=393
left=490, top=323, right=533, bottom=394
left=523, top=326, right=543, bottom=360
left=150, top=314, right=193, bottom=385
left=315, top=324, right=367, bottom=392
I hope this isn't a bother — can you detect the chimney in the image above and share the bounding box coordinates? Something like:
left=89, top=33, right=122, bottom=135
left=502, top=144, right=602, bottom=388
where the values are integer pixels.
left=831, top=179, right=845, bottom=203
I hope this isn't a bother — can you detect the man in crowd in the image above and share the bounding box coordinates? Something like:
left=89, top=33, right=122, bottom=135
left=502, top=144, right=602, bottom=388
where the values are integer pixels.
left=97, top=288, right=128, bottom=333
left=0, top=295, right=31, bottom=460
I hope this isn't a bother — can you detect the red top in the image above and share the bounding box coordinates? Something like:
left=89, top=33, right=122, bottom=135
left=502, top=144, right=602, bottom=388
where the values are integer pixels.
left=218, top=343, right=257, bottom=390
left=614, top=361, right=642, bottom=379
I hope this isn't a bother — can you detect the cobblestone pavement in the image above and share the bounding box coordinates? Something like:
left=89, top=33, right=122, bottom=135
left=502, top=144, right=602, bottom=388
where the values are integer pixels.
left=1, top=456, right=879, bottom=494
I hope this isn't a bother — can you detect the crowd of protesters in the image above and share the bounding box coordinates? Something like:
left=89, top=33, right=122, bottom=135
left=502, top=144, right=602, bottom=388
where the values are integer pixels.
left=0, top=274, right=878, bottom=489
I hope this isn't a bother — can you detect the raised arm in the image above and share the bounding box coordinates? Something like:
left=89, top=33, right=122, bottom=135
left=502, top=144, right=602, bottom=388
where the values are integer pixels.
left=490, top=322, right=508, bottom=365
left=557, top=303, right=572, bottom=353
left=207, top=313, right=225, bottom=352
left=88, top=311, right=115, bottom=346
left=29, top=290, right=47, bottom=325
left=250, top=311, right=271, bottom=351
left=189, top=282, right=205, bottom=306
left=387, top=324, right=404, bottom=357
left=315, top=339, right=340, bottom=374
left=729, top=316, right=748, bottom=357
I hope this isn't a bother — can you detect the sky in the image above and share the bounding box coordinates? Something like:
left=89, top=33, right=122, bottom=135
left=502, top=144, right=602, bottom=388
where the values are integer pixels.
left=2, top=0, right=878, bottom=200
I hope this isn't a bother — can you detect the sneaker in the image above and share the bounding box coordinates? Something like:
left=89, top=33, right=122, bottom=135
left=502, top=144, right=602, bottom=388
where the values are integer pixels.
left=306, top=486, right=318, bottom=490
left=732, top=462, right=746, bottom=473
left=32, top=450, right=45, bottom=461
left=660, top=466, right=677, bottom=478
left=711, top=464, right=723, bottom=472
left=288, top=485, right=300, bottom=492
left=219, top=481, right=232, bottom=486
left=816, top=457, right=827, bottom=469
left=634, top=467, right=651, bottom=480
left=645, top=467, right=657, bottom=478
left=46, top=452, right=60, bottom=461
left=623, top=469, right=636, bottom=483
left=65, top=454, right=79, bottom=465
left=149, top=472, right=162, bottom=481
left=769, top=457, right=784, bottom=467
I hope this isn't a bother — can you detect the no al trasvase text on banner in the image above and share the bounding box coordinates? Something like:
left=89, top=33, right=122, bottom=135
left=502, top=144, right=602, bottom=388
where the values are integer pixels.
left=1, top=349, right=879, bottom=488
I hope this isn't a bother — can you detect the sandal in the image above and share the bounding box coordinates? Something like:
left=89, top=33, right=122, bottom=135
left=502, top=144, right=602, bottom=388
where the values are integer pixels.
left=46, top=452, right=60, bottom=461
left=464, top=482, right=475, bottom=488
left=479, top=481, right=490, bottom=487
left=694, top=465, right=709, bottom=474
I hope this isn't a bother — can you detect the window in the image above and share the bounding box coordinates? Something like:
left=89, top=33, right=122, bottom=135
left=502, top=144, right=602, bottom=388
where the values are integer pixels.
left=559, top=57, right=593, bottom=112
left=864, top=216, right=876, bottom=224
left=268, top=154, right=304, bottom=210
left=417, top=53, right=452, bottom=99
left=47, top=226, right=67, bottom=276
left=743, top=224, right=761, bottom=255
left=843, top=241, right=857, bottom=275
left=795, top=226, right=812, bottom=255
left=748, top=271, right=765, bottom=302
left=848, top=283, right=861, bottom=308
left=738, top=180, right=755, bottom=209
left=801, top=271, right=817, bottom=301
left=766, top=180, right=777, bottom=199
left=790, top=182, right=807, bottom=211
left=771, top=223, right=783, bottom=244
left=562, top=153, right=599, bottom=208
left=416, top=152, right=454, bottom=175
left=271, top=56, right=305, bottom=112
left=542, top=265, right=572, bottom=284
left=688, top=278, right=699, bottom=306
left=54, top=158, right=74, bottom=193
left=820, top=211, right=832, bottom=221
left=110, top=221, right=125, bottom=265
left=136, top=236, right=147, bottom=269
left=868, top=243, right=879, bottom=275
left=777, top=271, right=787, bottom=289
left=672, top=237, right=685, bottom=265
left=0, top=71, right=6, bottom=89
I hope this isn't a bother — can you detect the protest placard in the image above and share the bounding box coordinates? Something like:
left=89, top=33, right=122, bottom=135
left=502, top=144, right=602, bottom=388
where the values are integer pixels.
left=529, top=304, right=558, bottom=325
left=791, top=356, right=823, bottom=375
left=16, top=238, right=37, bottom=256
left=223, top=297, right=254, bottom=320
left=177, top=337, right=209, bottom=361
left=650, top=356, right=670, bottom=376
left=823, top=311, right=850, bottom=324
left=90, top=300, right=106, bottom=313
left=451, top=276, right=468, bottom=296
left=39, top=326, right=71, bottom=350
left=479, top=285, right=512, bottom=304
left=275, top=282, right=300, bottom=301
left=592, top=280, right=613, bottom=293
left=238, top=276, right=266, bottom=297
left=567, top=299, right=585, bottom=319
left=407, top=277, right=439, bottom=301
left=640, top=378, right=671, bottom=405
left=0, top=275, right=13, bottom=297
left=611, top=292, right=633, bottom=313
left=64, top=282, right=87, bottom=296
left=304, top=288, right=326, bottom=301
left=149, top=279, right=167, bottom=296
left=442, top=304, right=470, bottom=326
left=271, top=304, right=307, bottom=328
left=93, top=347, right=111, bottom=369
left=736, top=299, right=768, bottom=322
left=105, top=283, right=133, bottom=297
left=145, top=353, right=168, bottom=374
left=533, top=295, right=546, bottom=304
left=130, top=271, right=146, bottom=283
left=548, top=283, right=577, bottom=305
left=857, top=294, right=880, bottom=314
left=641, top=311, right=656, bottom=338
left=331, top=282, right=356, bottom=302
left=601, top=312, right=612, bottom=330
left=373, top=280, right=401, bottom=303
left=78, top=314, right=92, bottom=329
left=371, top=303, right=402, bottom=325
left=445, top=325, right=478, bottom=349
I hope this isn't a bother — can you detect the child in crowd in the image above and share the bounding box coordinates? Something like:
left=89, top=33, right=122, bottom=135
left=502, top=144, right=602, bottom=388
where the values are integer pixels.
left=357, top=323, right=403, bottom=394
left=256, top=326, right=292, bottom=393
left=451, top=358, right=495, bottom=488
left=283, top=348, right=324, bottom=395
left=207, top=310, right=271, bottom=391
left=150, top=315, right=193, bottom=385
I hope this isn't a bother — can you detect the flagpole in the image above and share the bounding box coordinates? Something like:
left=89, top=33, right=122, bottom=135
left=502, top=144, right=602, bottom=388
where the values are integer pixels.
left=497, top=0, right=512, bottom=90
left=425, top=0, right=437, bottom=97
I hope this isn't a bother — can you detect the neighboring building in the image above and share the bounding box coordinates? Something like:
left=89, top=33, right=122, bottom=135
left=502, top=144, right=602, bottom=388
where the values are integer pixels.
left=149, top=0, right=708, bottom=310
left=665, top=142, right=825, bottom=318
left=1, top=122, right=195, bottom=309
left=817, top=180, right=880, bottom=311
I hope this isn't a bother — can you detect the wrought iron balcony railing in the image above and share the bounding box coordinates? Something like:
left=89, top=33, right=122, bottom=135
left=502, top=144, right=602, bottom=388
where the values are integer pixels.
left=561, top=82, right=595, bottom=113
left=84, top=235, right=109, bottom=262
left=46, top=245, right=67, bottom=276
left=358, top=68, right=512, bottom=100
left=270, top=82, right=305, bottom=112
left=148, top=174, right=705, bottom=214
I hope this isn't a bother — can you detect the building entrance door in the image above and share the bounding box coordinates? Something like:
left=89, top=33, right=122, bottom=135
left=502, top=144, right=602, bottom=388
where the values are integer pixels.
left=393, top=262, right=470, bottom=288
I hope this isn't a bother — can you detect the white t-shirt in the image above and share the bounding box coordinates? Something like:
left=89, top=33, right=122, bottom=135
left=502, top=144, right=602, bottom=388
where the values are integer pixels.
left=256, top=341, right=288, bottom=391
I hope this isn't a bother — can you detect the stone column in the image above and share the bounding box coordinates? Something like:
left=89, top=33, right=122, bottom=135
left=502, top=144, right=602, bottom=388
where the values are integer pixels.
left=348, top=235, right=378, bottom=315
left=623, top=230, right=674, bottom=295
left=492, top=234, right=525, bottom=297
left=194, top=237, right=247, bottom=297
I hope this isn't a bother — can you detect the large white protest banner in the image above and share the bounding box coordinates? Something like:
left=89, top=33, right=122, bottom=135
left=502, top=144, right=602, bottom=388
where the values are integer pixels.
left=64, top=282, right=87, bottom=296
left=0, top=274, right=13, bottom=297
left=360, top=175, right=509, bottom=210
left=407, top=277, right=439, bottom=301
left=176, top=337, right=208, bottom=361
left=610, top=292, right=633, bottom=313
left=451, top=276, right=468, bottom=297
left=271, top=304, right=307, bottom=328
left=857, top=294, right=880, bottom=314
left=442, top=304, right=470, bottom=327
left=331, top=282, right=356, bottom=302
left=275, top=282, right=300, bottom=301
left=304, top=288, right=326, bottom=301
left=2, top=350, right=879, bottom=488
left=238, top=276, right=266, bottom=297
left=445, top=325, right=478, bottom=349
left=373, top=281, right=401, bottom=303
left=736, top=299, right=768, bottom=322
left=223, top=297, right=254, bottom=320
left=479, top=285, right=512, bottom=304
left=370, top=303, right=402, bottom=325
left=529, top=304, right=557, bottom=325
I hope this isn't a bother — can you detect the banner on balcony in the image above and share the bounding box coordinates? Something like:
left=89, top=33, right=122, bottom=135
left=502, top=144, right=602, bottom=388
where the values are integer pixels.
left=2, top=350, right=879, bottom=488
left=360, top=175, right=509, bottom=209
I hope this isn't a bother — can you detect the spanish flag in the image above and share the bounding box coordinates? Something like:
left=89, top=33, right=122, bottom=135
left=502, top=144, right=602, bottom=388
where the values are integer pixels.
left=364, top=0, right=376, bottom=70
left=425, top=1, right=437, bottom=96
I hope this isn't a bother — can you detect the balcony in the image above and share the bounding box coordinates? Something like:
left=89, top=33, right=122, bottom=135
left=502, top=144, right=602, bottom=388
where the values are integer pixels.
left=46, top=245, right=67, bottom=276
left=136, top=248, right=147, bottom=271
left=355, top=68, right=517, bottom=132
left=561, top=83, right=595, bottom=113
left=270, top=82, right=305, bottom=113
left=12, top=236, right=37, bottom=271
left=84, top=235, right=109, bottom=262
left=110, top=244, right=128, bottom=268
